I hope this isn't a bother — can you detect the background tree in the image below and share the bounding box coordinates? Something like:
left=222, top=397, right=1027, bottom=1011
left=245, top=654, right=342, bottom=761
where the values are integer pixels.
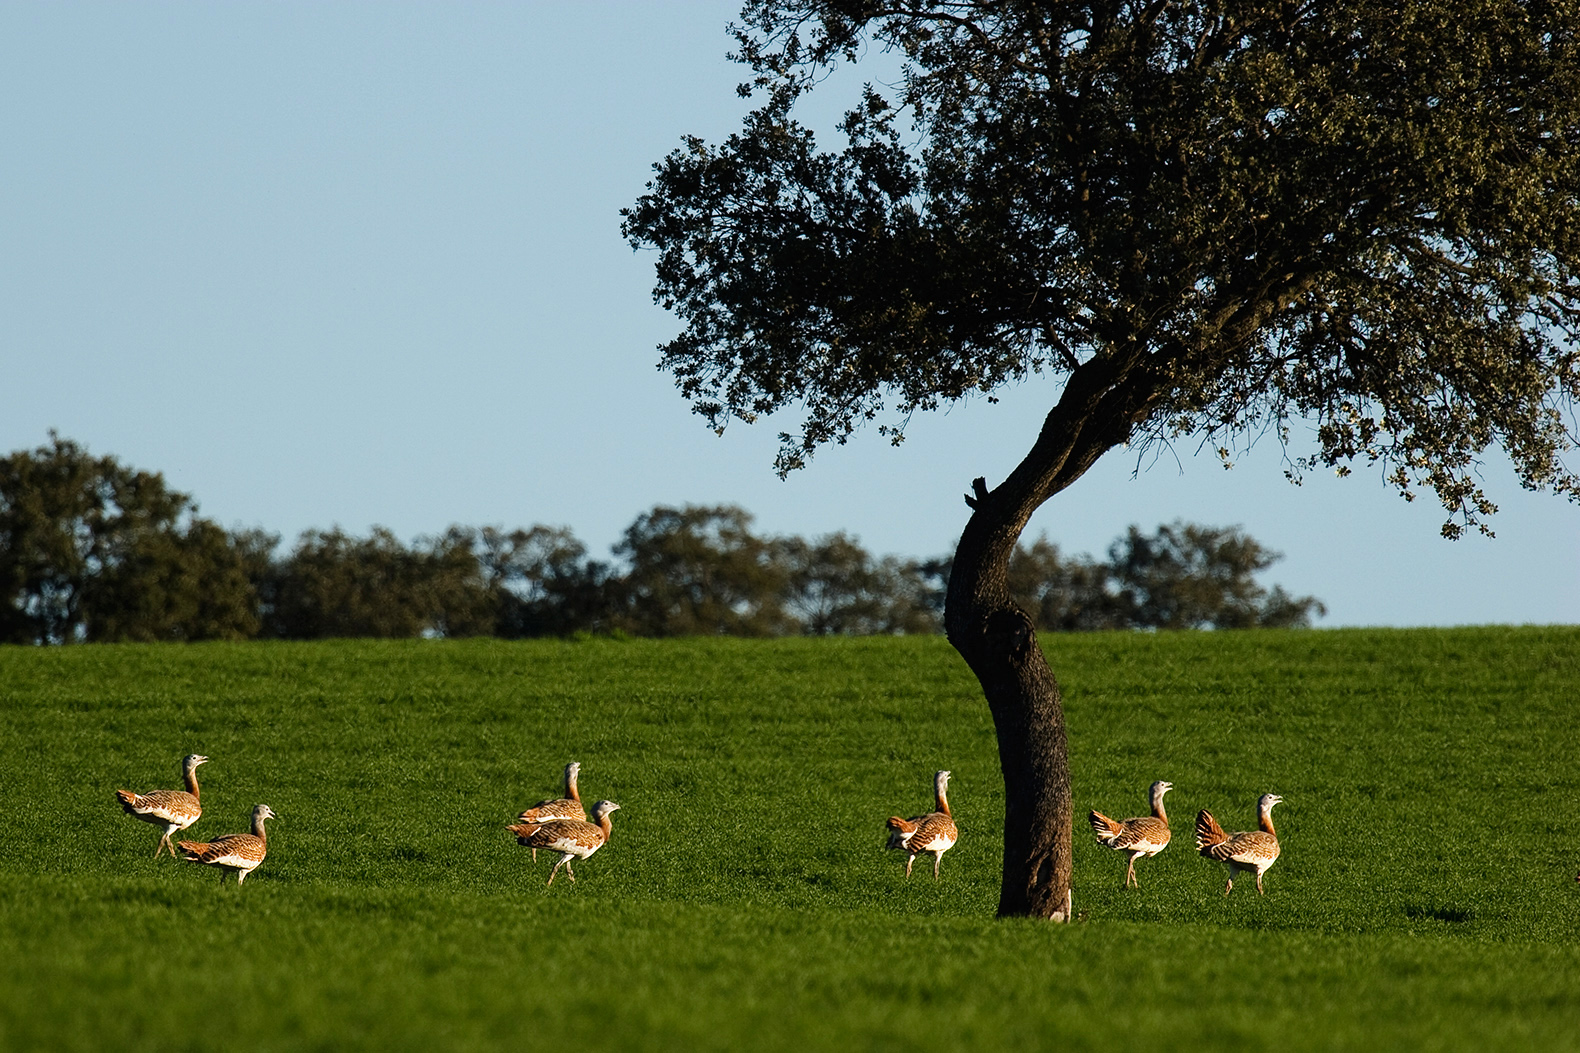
left=0, top=433, right=256, bottom=643
left=1103, top=522, right=1324, bottom=630
left=1003, top=536, right=1121, bottom=632
left=262, top=527, right=492, bottom=639
left=931, top=523, right=1324, bottom=630
left=84, top=519, right=261, bottom=642
left=780, top=531, right=939, bottom=634
left=624, top=1, right=1580, bottom=916
left=467, top=525, right=617, bottom=637
left=612, top=504, right=794, bottom=636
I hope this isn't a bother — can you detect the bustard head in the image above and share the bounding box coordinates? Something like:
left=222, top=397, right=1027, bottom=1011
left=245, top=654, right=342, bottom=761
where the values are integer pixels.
left=591, top=800, right=620, bottom=820
left=1258, top=793, right=1283, bottom=812
left=254, top=804, right=276, bottom=822
left=183, top=754, right=210, bottom=770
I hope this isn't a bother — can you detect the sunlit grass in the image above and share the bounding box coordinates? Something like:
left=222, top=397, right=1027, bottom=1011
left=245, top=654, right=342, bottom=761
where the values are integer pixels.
left=1, top=630, right=1577, bottom=1050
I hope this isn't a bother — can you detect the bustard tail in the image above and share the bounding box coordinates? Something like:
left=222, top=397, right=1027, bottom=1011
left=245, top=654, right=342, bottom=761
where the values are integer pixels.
left=1195, top=810, right=1229, bottom=854
left=1088, top=809, right=1126, bottom=843
left=886, top=816, right=918, bottom=850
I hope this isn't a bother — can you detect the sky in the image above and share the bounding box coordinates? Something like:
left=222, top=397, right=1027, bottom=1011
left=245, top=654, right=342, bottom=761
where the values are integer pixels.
left=1, top=2, right=1575, bottom=628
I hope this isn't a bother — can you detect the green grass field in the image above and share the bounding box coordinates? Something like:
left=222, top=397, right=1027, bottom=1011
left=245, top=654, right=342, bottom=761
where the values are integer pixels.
left=1, top=629, right=1577, bottom=1051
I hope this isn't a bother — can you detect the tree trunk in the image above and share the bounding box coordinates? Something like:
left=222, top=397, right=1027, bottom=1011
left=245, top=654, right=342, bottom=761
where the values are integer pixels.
left=944, top=355, right=1163, bottom=918
left=945, top=508, right=1073, bottom=919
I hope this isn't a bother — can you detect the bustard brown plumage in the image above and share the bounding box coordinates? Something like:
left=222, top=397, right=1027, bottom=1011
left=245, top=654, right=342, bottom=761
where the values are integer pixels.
left=1089, top=779, right=1173, bottom=888
left=178, top=804, right=274, bottom=885
left=886, top=770, right=959, bottom=879
left=512, top=761, right=587, bottom=861
left=1195, top=793, right=1283, bottom=895
left=508, top=800, right=619, bottom=886
left=116, top=753, right=209, bottom=857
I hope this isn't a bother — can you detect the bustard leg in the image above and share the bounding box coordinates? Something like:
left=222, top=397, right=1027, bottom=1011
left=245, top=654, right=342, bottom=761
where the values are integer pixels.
left=904, top=854, right=915, bottom=879
left=1125, top=856, right=1139, bottom=888
left=1256, top=873, right=1266, bottom=895
left=566, top=860, right=577, bottom=883
left=547, top=857, right=569, bottom=886
left=932, top=852, right=942, bottom=879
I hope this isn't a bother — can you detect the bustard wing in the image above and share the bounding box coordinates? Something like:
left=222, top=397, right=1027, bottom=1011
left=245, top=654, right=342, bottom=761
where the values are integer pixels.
left=1206, top=830, right=1279, bottom=866
left=516, top=818, right=604, bottom=857
left=118, top=789, right=201, bottom=826
left=908, top=812, right=958, bottom=853
left=516, top=798, right=586, bottom=824
left=1106, top=815, right=1171, bottom=852
left=180, top=832, right=266, bottom=868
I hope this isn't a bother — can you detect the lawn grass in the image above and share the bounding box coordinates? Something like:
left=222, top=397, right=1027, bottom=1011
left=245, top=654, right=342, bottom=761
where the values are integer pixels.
left=0, top=629, right=1576, bottom=1051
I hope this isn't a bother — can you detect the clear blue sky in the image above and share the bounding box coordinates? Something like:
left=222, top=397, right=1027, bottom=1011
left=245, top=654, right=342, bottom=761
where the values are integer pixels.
left=2, top=2, right=1575, bottom=627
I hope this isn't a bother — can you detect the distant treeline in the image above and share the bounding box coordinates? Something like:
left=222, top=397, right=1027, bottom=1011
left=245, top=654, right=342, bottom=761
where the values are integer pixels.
left=0, top=435, right=1323, bottom=644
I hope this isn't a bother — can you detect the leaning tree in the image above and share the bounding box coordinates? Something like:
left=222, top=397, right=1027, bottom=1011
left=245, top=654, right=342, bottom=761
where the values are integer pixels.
left=622, top=0, right=1580, bottom=917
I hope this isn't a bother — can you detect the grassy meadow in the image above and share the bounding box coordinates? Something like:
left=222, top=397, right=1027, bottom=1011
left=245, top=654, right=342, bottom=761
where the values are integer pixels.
left=0, top=628, right=1577, bottom=1051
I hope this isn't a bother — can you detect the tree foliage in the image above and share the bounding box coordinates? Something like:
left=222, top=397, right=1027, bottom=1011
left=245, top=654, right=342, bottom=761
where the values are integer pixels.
left=0, top=440, right=1319, bottom=643
left=624, top=0, right=1580, bottom=536
left=781, top=531, right=940, bottom=634
left=934, top=522, right=1324, bottom=631
left=0, top=434, right=257, bottom=643
left=259, top=527, right=494, bottom=640
left=612, top=504, right=798, bottom=636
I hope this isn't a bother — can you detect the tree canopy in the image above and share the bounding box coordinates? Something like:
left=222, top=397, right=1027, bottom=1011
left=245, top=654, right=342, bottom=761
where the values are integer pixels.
left=624, top=0, right=1580, bottom=536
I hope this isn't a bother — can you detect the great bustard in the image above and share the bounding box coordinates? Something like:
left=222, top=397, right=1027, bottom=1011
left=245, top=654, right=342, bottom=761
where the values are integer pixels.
left=512, top=762, right=587, bottom=861
left=1195, top=793, right=1283, bottom=895
left=116, top=753, right=209, bottom=857
left=886, top=770, right=959, bottom=879
left=508, top=800, right=619, bottom=886
left=1089, top=779, right=1173, bottom=888
left=178, top=804, right=275, bottom=885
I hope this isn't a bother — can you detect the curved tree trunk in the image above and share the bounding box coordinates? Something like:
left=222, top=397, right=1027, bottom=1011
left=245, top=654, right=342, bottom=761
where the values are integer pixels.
left=946, top=527, right=1073, bottom=918
left=941, top=543, right=1080, bottom=917
left=945, top=353, right=1163, bottom=918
